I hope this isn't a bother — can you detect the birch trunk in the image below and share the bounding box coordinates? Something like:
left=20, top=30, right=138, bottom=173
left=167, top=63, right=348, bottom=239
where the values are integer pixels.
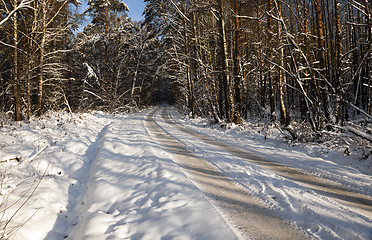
left=276, top=1, right=290, bottom=126
left=268, top=0, right=276, bottom=121
left=218, top=0, right=233, bottom=123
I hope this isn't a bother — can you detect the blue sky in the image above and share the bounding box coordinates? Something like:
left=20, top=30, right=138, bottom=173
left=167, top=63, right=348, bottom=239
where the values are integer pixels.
left=78, top=0, right=146, bottom=22
left=124, top=0, right=146, bottom=21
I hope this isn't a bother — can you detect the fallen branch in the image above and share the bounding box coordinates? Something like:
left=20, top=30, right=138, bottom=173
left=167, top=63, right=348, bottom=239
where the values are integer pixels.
left=20, top=145, right=48, bottom=165
left=345, top=126, right=372, bottom=142
left=328, top=124, right=372, bottom=142
left=0, top=157, right=21, bottom=163
left=348, top=102, right=372, bottom=119
left=274, top=122, right=298, bottom=141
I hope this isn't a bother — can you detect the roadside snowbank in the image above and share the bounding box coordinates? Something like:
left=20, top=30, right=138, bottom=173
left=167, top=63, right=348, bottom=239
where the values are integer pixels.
left=0, top=111, right=111, bottom=239
left=0, top=110, right=238, bottom=240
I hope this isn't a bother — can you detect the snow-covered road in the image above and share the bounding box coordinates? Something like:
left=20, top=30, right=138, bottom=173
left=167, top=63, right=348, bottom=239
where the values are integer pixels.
left=1, top=107, right=371, bottom=239
left=64, top=108, right=241, bottom=239
left=146, top=108, right=306, bottom=239
left=158, top=108, right=372, bottom=219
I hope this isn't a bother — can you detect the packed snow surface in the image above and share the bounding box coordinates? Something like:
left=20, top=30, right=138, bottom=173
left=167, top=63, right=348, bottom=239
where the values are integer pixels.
left=0, top=106, right=371, bottom=239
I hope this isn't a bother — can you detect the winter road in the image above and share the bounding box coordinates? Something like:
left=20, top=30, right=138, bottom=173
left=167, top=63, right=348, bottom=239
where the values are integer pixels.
left=146, top=106, right=372, bottom=239
left=157, top=108, right=372, bottom=219
left=62, top=106, right=371, bottom=239
left=146, top=108, right=307, bottom=239
left=4, top=106, right=372, bottom=239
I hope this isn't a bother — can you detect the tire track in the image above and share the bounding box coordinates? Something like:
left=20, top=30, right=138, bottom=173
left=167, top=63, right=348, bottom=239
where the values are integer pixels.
left=145, top=108, right=308, bottom=240
left=160, top=108, right=372, bottom=220
left=62, top=123, right=111, bottom=239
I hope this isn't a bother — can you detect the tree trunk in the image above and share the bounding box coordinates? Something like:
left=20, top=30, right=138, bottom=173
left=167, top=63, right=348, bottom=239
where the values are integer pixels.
left=365, top=0, right=372, bottom=116
left=38, top=0, right=47, bottom=115
left=334, top=0, right=344, bottom=124
left=0, top=75, right=4, bottom=112
left=276, top=2, right=291, bottom=126
left=191, top=11, right=200, bottom=115
left=131, top=43, right=145, bottom=103
left=268, top=0, right=276, bottom=121
left=218, top=0, right=233, bottom=123
left=233, top=0, right=242, bottom=124
left=104, top=3, right=109, bottom=98
left=309, top=0, right=324, bottom=129
left=299, top=0, right=309, bottom=119
left=13, top=0, right=21, bottom=121
left=27, top=1, right=39, bottom=118
left=208, top=34, right=221, bottom=119
left=314, top=0, right=328, bottom=122
left=183, top=2, right=195, bottom=118
left=324, top=0, right=335, bottom=123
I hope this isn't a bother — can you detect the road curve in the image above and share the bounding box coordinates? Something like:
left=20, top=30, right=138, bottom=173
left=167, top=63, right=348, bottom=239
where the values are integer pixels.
left=145, top=108, right=308, bottom=240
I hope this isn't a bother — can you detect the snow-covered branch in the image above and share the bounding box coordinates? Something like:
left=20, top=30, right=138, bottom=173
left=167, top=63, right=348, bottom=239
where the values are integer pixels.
left=330, top=124, right=372, bottom=142
left=345, top=126, right=372, bottom=142
left=0, top=0, right=35, bottom=28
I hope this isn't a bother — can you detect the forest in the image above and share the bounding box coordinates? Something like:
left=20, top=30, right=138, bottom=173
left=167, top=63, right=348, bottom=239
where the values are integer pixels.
left=1, top=0, right=371, bottom=134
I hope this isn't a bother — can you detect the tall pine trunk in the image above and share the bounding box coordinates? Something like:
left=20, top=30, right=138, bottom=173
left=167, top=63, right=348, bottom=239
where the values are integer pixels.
left=334, top=0, right=344, bottom=124
left=313, top=0, right=325, bottom=129
left=233, top=0, right=242, bottom=124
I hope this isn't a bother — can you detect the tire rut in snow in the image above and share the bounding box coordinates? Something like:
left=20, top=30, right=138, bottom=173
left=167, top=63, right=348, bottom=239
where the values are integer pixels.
left=61, top=123, right=111, bottom=239
left=146, top=109, right=308, bottom=240
left=161, top=108, right=372, bottom=220
left=65, top=111, right=240, bottom=239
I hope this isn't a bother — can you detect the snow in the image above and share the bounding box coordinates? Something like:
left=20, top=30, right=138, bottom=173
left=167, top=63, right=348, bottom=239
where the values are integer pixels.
left=164, top=108, right=372, bottom=239
left=0, top=110, right=237, bottom=239
left=0, top=107, right=371, bottom=239
left=83, top=63, right=98, bottom=80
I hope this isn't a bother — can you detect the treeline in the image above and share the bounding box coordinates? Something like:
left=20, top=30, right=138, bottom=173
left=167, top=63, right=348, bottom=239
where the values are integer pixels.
left=144, top=0, right=371, bottom=131
left=2, top=0, right=371, bottom=131
left=0, top=0, right=160, bottom=121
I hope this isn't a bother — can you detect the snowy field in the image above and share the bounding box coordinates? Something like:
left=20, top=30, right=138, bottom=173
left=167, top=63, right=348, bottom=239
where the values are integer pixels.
left=0, top=107, right=371, bottom=239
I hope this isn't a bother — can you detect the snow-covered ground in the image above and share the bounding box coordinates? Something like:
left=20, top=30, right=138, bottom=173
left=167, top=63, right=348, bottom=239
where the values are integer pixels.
left=163, top=108, right=372, bottom=239
left=0, top=109, right=238, bottom=240
left=0, top=107, right=371, bottom=239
